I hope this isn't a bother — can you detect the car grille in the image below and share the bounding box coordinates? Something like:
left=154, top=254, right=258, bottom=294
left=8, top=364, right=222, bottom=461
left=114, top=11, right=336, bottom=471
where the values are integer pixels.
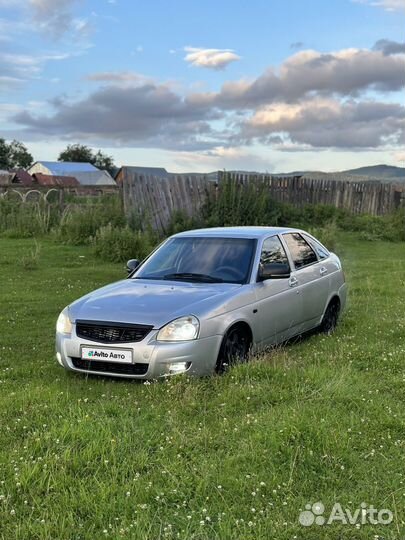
left=71, top=357, right=149, bottom=376
left=76, top=320, right=153, bottom=343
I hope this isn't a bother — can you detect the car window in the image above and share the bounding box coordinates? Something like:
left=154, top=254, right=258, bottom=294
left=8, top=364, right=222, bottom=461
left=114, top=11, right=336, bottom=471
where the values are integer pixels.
left=260, top=236, right=290, bottom=267
left=302, top=234, right=330, bottom=260
left=135, top=237, right=256, bottom=284
left=283, top=233, right=318, bottom=269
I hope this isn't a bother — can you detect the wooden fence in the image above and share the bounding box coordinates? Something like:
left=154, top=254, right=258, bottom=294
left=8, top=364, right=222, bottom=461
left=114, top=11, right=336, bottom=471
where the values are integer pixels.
left=121, top=170, right=405, bottom=233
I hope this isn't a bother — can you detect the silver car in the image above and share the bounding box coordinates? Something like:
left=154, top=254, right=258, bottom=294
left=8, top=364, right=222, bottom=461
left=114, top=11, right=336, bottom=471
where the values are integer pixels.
left=56, top=227, right=347, bottom=378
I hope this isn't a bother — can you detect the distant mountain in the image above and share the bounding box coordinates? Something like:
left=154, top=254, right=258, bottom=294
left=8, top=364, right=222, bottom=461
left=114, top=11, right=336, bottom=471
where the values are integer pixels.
left=342, top=164, right=405, bottom=180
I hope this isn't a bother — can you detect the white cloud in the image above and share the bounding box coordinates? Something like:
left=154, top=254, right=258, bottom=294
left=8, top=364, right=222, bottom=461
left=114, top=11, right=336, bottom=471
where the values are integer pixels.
left=190, top=43, right=405, bottom=110
left=354, top=0, right=405, bottom=11
left=184, top=47, right=241, bottom=70
left=239, top=98, right=405, bottom=149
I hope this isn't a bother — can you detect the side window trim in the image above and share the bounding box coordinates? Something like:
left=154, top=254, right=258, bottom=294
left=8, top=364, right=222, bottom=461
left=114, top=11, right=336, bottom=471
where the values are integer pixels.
left=277, top=234, right=295, bottom=272
left=282, top=232, right=319, bottom=271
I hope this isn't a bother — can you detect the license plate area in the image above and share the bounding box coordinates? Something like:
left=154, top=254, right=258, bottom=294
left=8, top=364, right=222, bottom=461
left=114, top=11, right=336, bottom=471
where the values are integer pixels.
left=81, top=346, right=133, bottom=364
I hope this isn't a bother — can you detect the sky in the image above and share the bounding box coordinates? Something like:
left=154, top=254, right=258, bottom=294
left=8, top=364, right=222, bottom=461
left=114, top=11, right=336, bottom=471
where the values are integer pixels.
left=0, top=0, right=404, bottom=173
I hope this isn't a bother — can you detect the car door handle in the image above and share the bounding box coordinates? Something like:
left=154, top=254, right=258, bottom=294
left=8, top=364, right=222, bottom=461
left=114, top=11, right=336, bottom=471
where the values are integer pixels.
left=289, top=277, right=298, bottom=288
left=320, top=267, right=328, bottom=276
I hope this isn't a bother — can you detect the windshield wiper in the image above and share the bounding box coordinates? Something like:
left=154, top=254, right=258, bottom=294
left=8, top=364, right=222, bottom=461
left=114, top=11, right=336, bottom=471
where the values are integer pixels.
left=163, top=272, right=223, bottom=283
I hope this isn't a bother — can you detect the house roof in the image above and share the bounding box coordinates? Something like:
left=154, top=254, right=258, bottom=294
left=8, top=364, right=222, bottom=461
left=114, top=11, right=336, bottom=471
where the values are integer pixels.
left=10, top=169, right=34, bottom=186
left=33, top=173, right=80, bottom=187
left=28, top=161, right=99, bottom=175
left=72, top=170, right=116, bottom=186
left=116, top=166, right=170, bottom=179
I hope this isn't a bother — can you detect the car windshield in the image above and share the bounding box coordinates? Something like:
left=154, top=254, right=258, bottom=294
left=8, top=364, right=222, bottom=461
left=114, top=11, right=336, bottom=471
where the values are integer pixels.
left=134, top=236, right=256, bottom=284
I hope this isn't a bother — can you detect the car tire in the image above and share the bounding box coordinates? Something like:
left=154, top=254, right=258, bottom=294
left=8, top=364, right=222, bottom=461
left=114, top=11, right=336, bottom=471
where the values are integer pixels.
left=320, top=299, right=340, bottom=335
left=215, top=326, right=251, bottom=373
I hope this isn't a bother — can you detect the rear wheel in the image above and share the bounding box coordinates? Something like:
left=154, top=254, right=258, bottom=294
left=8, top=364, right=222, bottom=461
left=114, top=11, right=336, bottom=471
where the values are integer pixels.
left=320, top=299, right=340, bottom=335
left=216, top=326, right=251, bottom=373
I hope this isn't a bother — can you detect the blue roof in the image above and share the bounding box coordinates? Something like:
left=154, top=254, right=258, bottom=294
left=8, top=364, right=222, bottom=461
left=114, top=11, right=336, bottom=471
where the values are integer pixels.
left=36, top=161, right=99, bottom=174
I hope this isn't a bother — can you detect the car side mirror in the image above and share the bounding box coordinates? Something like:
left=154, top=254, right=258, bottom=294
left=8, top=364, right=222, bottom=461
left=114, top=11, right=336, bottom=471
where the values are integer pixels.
left=126, top=259, right=140, bottom=274
left=258, top=263, right=290, bottom=281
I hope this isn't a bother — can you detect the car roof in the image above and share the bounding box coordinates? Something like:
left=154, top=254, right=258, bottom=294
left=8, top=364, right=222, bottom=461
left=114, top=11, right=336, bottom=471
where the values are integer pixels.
left=172, top=226, right=300, bottom=239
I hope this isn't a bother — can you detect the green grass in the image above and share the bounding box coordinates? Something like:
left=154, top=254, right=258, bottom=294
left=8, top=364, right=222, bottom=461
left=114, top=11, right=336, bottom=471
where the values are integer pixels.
left=1, top=235, right=405, bottom=539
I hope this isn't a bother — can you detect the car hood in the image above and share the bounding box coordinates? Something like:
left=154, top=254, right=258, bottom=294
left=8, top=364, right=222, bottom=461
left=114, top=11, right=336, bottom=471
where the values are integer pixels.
left=69, top=278, right=240, bottom=328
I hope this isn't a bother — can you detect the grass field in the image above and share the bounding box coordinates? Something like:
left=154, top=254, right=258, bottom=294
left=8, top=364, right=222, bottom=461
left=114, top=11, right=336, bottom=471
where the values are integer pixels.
left=1, top=235, right=405, bottom=540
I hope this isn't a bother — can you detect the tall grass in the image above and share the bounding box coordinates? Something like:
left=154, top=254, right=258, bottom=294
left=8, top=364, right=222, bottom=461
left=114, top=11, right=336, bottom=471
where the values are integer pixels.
left=0, top=198, right=58, bottom=237
left=55, top=196, right=126, bottom=245
left=93, top=224, right=155, bottom=262
left=201, top=176, right=282, bottom=227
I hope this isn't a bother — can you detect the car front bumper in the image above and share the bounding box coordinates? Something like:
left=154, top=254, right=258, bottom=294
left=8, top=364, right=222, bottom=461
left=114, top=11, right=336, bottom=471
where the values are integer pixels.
left=56, top=327, right=223, bottom=379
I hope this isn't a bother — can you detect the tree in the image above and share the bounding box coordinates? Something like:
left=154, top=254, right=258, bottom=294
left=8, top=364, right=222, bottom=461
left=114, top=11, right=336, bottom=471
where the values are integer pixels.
left=93, top=150, right=115, bottom=172
left=58, top=143, right=115, bottom=172
left=0, top=138, right=33, bottom=170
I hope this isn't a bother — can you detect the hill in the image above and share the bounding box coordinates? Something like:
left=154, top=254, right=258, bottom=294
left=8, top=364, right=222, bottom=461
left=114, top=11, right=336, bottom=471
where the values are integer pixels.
left=342, top=164, right=405, bottom=180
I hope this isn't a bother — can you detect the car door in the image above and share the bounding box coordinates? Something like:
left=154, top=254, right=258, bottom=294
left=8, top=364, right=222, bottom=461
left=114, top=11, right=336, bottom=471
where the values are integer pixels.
left=253, top=235, right=303, bottom=345
left=282, top=232, right=330, bottom=330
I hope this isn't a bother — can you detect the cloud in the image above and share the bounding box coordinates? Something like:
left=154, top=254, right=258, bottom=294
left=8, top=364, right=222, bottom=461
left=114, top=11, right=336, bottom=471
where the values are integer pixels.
left=373, top=39, right=405, bottom=55
left=394, top=150, right=405, bottom=163
left=0, top=49, right=72, bottom=88
left=1, top=0, right=91, bottom=39
left=12, top=79, right=222, bottom=150
left=184, top=47, right=241, bottom=70
left=174, top=146, right=271, bottom=171
left=364, top=0, right=405, bottom=10
left=86, top=71, right=153, bottom=84
left=190, top=43, right=405, bottom=110
left=28, top=0, right=88, bottom=37
left=11, top=41, right=405, bottom=154
left=238, top=98, right=405, bottom=149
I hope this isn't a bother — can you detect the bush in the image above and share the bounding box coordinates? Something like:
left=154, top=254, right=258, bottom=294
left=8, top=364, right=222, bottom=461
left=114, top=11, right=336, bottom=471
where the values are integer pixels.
left=338, top=210, right=405, bottom=242
left=165, top=210, right=202, bottom=235
left=92, top=224, right=155, bottom=263
left=201, top=175, right=282, bottom=227
left=308, top=221, right=338, bottom=252
left=55, top=197, right=126, bottom=245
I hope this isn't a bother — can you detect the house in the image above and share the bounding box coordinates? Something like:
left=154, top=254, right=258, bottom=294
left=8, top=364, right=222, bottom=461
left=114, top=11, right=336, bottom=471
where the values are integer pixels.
left=32, top=173, right=80, bottom=187
left=115, top=166, right=171, bottom=184
left=27, top=161, right=116, bottom=186
left=10, top=169, right=34, bottom=186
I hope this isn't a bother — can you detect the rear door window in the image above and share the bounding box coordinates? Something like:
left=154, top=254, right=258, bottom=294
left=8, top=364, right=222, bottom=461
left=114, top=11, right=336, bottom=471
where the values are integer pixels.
left=283, top=233, right=318, bottom=269
left=302, top=234, right=330, bottom=260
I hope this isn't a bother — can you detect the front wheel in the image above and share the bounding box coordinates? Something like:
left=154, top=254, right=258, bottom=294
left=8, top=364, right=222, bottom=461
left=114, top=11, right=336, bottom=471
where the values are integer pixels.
left=215, top=327, right=251, bottom=373
left=320, top=300, right=340, bottom=335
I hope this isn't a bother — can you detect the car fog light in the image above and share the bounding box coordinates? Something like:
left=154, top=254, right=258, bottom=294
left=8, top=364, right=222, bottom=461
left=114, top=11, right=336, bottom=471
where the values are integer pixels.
left=168, top=362, right=190, bottom=374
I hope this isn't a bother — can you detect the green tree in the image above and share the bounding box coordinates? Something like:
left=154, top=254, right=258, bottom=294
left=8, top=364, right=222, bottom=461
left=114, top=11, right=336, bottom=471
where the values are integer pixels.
left=93, top=150, right=115, bottom=172
left=0, top=138, right=33, bottom=170
left=58, top=144, right=115, bottom=172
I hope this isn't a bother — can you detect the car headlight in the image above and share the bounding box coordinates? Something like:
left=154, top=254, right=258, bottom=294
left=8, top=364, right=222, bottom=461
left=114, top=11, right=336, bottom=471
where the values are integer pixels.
left=56, top=308, right=72, bottom=335
left=157, top=316, right=199, bottom=342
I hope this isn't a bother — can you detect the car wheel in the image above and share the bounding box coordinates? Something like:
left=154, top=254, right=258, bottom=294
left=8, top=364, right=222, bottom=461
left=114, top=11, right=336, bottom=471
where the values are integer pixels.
left=320, top=299, right=340, bottom=335
left=216, top=326, right=251, bottom=373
